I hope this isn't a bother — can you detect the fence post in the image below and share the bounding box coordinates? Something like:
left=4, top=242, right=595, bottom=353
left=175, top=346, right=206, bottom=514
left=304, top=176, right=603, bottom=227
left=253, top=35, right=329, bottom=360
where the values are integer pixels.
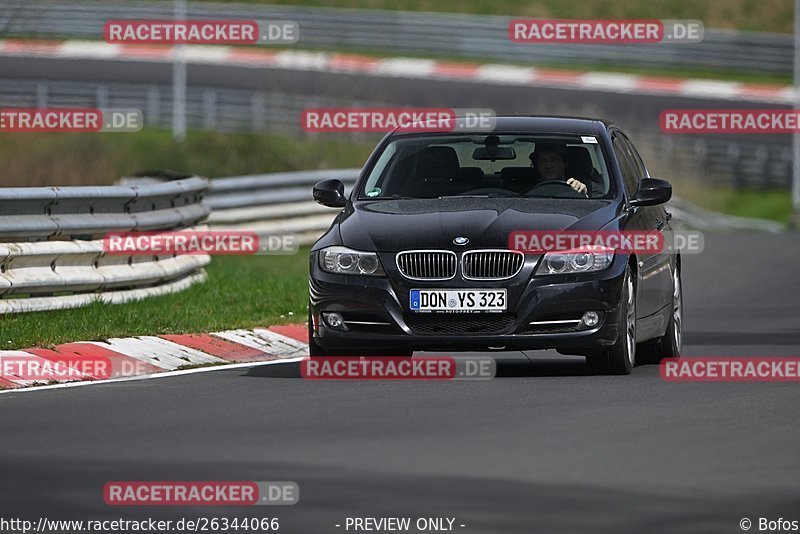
left=251, top=92, right=265, bottom=133
left=782, top=147, right=793, bottom=189
left=96, top=85, right=109, bottom=109
left=727, top=143, right=742, bottom=187
left=202, top=89, right=217, bottom=131
left=755, top=145, right=770, bottom=189
left=36, top=81, right=48, bottom=108
left=146, top=86, right=160, bottom=127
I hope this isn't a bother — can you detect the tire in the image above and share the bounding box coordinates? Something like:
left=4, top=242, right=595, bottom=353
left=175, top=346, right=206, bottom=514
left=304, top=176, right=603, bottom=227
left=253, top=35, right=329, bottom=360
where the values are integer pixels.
left=587, top=266, right=636, bottom=375
left=638, top=263, right=683, bottom=364
left=307, top=307, right=412, bottom=357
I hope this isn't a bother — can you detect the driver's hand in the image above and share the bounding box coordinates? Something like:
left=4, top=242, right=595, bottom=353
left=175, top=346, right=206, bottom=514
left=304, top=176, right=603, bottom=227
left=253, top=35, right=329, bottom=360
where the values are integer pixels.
left=566, top=178, right=588, bottom=195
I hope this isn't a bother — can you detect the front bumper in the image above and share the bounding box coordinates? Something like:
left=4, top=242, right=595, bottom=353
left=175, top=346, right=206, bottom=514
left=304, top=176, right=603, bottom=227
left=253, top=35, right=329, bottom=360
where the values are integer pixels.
left=309, top=251, right=628, bottom=353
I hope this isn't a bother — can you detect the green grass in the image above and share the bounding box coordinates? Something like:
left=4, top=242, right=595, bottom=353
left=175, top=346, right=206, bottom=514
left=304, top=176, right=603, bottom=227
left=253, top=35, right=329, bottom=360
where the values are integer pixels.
left=0, top=129, right=377, bottom=187
left=707, top=188, right=793, bottom=224
left=670, top=179, right=793, bottom=224
left=0, top=251, right=310, bottom=350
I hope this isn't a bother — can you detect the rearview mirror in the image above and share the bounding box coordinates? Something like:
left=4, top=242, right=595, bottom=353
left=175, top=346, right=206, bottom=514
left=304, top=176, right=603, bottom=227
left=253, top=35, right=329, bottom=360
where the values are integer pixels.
left=630, top=178, right=672, bottom=207
left=313, top=179, right=347, bottom=208
left=472, top=147, right=516, bottom=161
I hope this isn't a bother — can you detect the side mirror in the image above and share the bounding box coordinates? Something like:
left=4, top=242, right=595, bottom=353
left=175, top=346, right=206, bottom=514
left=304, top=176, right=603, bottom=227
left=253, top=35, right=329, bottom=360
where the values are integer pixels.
left=313, top=179, right=347, bottom=208
left=630, top=178, right=672, bottom=207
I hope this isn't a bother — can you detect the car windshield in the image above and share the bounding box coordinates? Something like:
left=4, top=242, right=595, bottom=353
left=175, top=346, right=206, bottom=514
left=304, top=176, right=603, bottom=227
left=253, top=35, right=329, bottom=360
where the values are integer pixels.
left=360, top=134, right=613, bottom=200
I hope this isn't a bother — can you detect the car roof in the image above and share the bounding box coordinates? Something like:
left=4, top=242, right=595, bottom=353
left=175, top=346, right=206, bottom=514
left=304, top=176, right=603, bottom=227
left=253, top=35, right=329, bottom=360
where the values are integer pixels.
left=389, top=115, right=614, bottom=137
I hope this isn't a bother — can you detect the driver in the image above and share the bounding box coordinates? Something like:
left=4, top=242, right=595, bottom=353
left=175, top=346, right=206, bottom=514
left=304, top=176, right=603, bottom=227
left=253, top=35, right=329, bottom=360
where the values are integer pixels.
left=530, top=143, right=588, bottom=195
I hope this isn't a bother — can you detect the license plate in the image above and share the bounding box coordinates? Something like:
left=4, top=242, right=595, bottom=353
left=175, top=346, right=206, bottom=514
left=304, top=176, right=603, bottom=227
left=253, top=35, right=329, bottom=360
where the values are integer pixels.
left=409, top=289, right=507, bottom=312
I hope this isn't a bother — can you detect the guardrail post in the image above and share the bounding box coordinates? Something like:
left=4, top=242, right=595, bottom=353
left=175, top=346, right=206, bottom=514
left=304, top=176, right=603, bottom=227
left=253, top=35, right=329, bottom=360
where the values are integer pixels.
left=755, top=145, right=770, bottom=189
left=146, top=86, right=160, bottom=127
left=96, top=85, right=109, bottom=109
left=172, top=0, right=187, bottom=142
left=727, top=143, right=742, bottom=187
left=202, top=89, right=217, bottom=131
left=36, top=81, right=48, bottom=108
left=782, top=147, right=793, bottom=188
left=692, top=139, right=707, bottom=182
left=251, top=92, right=265, bottom=133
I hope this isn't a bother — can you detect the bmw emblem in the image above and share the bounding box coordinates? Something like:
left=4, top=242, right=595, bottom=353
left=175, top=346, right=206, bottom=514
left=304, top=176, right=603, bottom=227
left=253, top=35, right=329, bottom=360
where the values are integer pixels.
left=453, top=236, right=469, bottom=246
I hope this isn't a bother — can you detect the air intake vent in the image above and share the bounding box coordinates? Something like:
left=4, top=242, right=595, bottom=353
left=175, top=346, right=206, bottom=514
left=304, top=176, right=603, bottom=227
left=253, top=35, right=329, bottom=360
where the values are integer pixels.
left=462, top=250, right=524, bottom=280
left=396, top=250, right=457, bottom=280
left=405, top=314, right=515, bottom=335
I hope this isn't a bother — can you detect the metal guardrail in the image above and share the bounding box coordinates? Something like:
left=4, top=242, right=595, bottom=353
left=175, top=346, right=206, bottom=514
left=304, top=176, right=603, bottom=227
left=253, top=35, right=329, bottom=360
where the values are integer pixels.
left=0, top=0, right=793, bottom=74
left=0, top=176, right=209, bottom=240
left=0, top=178, right=211, bottom=313
left=206, top=169, right=359, bottom=245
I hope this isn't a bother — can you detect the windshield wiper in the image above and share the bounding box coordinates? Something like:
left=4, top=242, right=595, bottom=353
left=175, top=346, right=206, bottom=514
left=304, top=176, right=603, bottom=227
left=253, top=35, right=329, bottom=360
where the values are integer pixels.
left=438, top=194, right=490, bottom=199
left=363, top=194, right=415, bottom=200
left=438, top=194, right=520, bottom=199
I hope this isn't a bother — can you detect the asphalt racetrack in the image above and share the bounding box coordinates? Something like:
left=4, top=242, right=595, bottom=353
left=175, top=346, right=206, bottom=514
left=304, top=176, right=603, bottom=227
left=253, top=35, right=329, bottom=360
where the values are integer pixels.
left=1, top=232, right=799, bottom=533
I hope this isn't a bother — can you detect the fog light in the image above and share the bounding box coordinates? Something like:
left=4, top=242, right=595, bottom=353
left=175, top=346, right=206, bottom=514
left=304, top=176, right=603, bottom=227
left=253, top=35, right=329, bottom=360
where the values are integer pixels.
left=323, top=312, right=344, bottom=328
left=582, top=311, right=600, bottom=327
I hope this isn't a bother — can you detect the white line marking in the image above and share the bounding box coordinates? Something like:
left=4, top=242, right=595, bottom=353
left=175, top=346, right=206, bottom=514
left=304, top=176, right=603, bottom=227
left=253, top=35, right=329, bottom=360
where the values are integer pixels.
left=181, top=45, right=231, bottom=63
left=578, top=72, right=640, bottom=92
left=679, top=79, right=742, bottom=99
left=474, top=64, right=536, bottom=85
left=0, top=357, right=306, bottom=395
left=273, top=50, right=329, bottom=70
left=57, top=41, right=121, bottom=59
left=375, top=58, right=437, bottom=77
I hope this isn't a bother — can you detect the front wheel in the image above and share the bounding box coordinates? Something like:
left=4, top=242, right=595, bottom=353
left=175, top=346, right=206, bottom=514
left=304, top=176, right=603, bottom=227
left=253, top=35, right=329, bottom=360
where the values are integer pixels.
left=587, top=266, right=636, bottom=375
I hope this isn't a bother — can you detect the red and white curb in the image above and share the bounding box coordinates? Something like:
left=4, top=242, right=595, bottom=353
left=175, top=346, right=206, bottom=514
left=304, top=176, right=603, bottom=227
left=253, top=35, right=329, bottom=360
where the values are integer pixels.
left=0, top=39, right=792, bottom=104
left=0, top=325, right=308, bottom=392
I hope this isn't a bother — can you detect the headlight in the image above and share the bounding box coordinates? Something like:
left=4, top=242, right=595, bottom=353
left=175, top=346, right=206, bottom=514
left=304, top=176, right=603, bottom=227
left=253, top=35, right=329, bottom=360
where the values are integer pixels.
left=535, top=246, right=614, bottom=275
left=319, top=246, right=385, bottom=276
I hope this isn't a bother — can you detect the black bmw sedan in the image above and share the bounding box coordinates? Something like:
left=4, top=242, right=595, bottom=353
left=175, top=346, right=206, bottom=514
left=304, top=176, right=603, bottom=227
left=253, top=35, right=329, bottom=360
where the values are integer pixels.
left=308, top=116, right=682, bottom=375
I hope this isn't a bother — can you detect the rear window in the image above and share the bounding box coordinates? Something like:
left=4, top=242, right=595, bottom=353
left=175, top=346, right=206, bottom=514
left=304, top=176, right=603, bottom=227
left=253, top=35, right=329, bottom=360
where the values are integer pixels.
left=360, top=134, right=612, bottom=200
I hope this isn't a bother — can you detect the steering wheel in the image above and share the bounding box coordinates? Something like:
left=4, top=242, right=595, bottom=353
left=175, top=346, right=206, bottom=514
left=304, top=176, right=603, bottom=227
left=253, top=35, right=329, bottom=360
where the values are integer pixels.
left=460, top=187, right=521, bottom=197
left=526, top=180, right=586, bottom=198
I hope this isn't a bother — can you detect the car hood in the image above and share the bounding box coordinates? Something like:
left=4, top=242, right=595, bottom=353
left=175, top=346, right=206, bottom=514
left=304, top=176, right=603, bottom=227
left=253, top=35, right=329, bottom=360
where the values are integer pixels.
left=338, top=198, right=619, bottom=251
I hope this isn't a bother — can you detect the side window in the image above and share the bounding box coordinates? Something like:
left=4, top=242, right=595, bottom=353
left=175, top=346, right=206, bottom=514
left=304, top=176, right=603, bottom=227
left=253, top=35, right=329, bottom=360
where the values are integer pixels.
left=612, top=135, right=638, bottom=197
left=617, top=133, right=648, bottom=180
